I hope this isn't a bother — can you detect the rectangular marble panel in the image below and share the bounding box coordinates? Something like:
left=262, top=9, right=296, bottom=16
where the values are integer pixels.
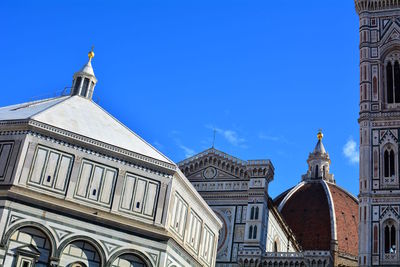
left=30, top=148, right=48, bottom=184
left=55, top=156, right=72, bottom=191
left=77, top=163, right=93, bottom=197
left=100, top=169, right=115, bottom=204
left=88, top=166, right=104, bottom=201
left=42, top=152, right=60, bottom=187
left=143, top=182, right=158, bottom=216
left=0, top=143, right=12, bottom=179
left=133, top=179, right=147, bottom=213
left=121, top=175, right=135, bottom=210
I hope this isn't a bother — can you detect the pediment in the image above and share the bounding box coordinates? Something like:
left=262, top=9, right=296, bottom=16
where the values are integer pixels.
left=16, top=244, right=41, bottom=257
left=178, top=148, right=274, bottom=181
left=186, top=165, right=243, bottom=181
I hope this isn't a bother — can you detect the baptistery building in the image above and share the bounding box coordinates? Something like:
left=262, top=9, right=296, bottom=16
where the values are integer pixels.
left=0, top=51, right=221, bottom=267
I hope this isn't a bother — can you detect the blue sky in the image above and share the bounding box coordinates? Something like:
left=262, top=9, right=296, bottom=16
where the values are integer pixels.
left=0, top=0, right=360, bottom=197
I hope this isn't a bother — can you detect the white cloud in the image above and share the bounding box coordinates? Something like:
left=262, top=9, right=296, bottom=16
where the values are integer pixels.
left=207, top=126, right=246, bottom=147
left=343, top=138, right=359, bottom=164
left=179, top=145, right=195, bottom=158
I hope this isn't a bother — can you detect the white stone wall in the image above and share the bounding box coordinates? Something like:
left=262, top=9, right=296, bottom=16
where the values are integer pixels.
left=0, top=130, right=221, bottom=267
left=266, top=209, right=296, bottom=253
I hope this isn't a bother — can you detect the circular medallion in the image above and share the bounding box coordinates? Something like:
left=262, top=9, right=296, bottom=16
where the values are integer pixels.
left=216, top=213, right=228, bottom=251
left=203, top=167, right=217, bottom=179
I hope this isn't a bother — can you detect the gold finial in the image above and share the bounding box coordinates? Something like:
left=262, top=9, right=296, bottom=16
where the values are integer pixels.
left=317, top=129, right=323, bottom=141
left=88, top=46, right=95, bottom=61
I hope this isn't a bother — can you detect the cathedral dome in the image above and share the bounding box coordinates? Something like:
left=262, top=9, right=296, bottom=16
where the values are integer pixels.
left=274, top=132, right=359, bottom=260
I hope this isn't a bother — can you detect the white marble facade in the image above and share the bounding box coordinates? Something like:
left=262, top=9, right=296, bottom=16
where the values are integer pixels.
left=0, top=52, right=222, bottom=267
left=178, top=148, right=299, bottom=266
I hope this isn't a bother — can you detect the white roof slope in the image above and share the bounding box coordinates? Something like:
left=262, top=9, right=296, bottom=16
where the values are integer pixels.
left=0, top=96, right=172, bottom=164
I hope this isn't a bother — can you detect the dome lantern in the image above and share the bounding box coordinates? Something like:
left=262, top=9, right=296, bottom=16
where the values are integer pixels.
left=71, top=47, right=98, bottom=100
left=302, top=130, right=335, bottom=183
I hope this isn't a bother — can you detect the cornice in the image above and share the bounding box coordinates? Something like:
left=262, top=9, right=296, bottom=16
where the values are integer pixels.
left=0, top=119, right=176, bottom=174
left=355, top=0, right=400, bottom=14
left=0, top=126, right=173, bottom=178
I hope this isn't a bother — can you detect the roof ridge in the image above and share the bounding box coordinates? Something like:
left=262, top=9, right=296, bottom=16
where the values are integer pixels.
left=321, top=180, right=338, bottom=241
left=27, top=96, right=71, bottom=118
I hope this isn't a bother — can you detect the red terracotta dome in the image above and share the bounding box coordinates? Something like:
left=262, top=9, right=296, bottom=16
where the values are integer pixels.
left=274, top=180, right=358, bottom=256
left=274, top=131, right=359, bottom=263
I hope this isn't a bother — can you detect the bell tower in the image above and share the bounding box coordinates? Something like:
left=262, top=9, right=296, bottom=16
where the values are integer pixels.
left=355, top=1, right=400, bottom=266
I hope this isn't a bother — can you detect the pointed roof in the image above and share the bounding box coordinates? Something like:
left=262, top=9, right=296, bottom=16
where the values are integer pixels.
left=79, top=59, right=95, bottom=77
left=314, top=139, right=326, bottom=154
left=0, top=96, right=173, bottom=165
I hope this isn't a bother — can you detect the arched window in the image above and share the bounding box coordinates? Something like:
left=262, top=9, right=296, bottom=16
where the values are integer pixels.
left=8, top=227, right=53, bottom=267
left=385, top=225, right=396, bottom=253
left=315, top=165, right=319, bottom=178
left=274, top=241, right=278, bottom=252
left=250, top=207, right=255, bottom=220
left=384, top=148, right=395, bottom=178
left=60, top=240, right=101, bottom=266
left=248, top=226, right=253, bottom=239
left=387, top=62, right=394, bottom=103
left=253, top=226, right=257, bottom=239
left=255, top=207, right=259, bottom=220
left=395, top=61, right=400, bottom=103
left=384, top=221, right=397, bottom=254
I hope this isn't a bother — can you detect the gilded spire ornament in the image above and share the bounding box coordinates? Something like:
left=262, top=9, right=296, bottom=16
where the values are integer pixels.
left=317, top=129, right=323, bottom=141
left=88, top=46, right=95, bottom=62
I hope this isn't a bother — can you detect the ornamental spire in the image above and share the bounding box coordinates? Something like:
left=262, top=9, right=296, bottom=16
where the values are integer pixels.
left=302, top=130, right=335, bottom=183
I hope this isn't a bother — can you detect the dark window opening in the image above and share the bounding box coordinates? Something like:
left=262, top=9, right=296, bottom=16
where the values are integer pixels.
left=248, top=226, right=253, bottom=239
left=384, top=149, right=395, bottom=178
left=81, top=78, right=90, bottom=97
left=136, top=202, right=140, bottom=209
left=92, top=189, right=97, bottom=196
left=274, top=241, right=278, bottom=252
left=255, top=207, right=259, bottom=220
left=73, top=77, right=82, bottom=95
left=395, top=61, right=400, bottom=103
left=315, top=165, right=319, bottom=178
left=387, top=62, right=394, bottom=103
left=253, top=225, right=257, bottom=239
left=47, top=176, right=51, bottom=182
left=385, top=224, right=397, bottom=253
left=250, top=207, right=254, bottom=220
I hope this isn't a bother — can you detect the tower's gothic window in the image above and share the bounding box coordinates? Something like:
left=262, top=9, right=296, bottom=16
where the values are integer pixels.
left=387, top=62, right=394, bottom=103
left=384, top=221, right=397, bottom=254
left=384, top=148, right=395, bottom=178
left=248, top=226, right=253, bottom=239
left=384, top=52, right=400, bottom=104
